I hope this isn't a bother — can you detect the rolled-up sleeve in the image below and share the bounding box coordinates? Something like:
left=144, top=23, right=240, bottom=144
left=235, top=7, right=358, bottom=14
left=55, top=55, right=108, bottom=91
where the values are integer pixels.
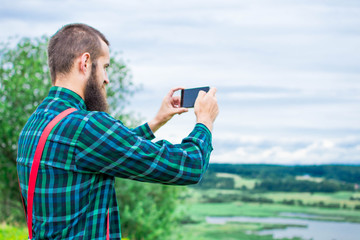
left=75, top=112, right=212, bottom=185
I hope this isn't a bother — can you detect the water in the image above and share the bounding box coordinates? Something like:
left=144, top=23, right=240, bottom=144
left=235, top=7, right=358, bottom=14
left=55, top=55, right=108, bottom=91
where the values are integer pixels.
left=206, top=214, right=360, bottom=240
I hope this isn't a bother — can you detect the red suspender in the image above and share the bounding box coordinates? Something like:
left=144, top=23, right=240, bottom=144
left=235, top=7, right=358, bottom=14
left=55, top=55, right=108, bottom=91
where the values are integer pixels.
left=107, top=209, right=110, bottom=240
left=20, top=108, right=111, bottom=239
left=26, top=108, right=77, bottom=239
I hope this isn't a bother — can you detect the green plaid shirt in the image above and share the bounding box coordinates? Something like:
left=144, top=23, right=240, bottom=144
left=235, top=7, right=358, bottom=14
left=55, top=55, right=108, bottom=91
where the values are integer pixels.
left=17, top=86, right=212, bottom=239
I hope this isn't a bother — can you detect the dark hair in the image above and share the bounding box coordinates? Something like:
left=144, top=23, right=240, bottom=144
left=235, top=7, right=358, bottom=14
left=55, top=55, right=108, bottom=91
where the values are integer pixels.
left=48, top=23, right=109, bottom=84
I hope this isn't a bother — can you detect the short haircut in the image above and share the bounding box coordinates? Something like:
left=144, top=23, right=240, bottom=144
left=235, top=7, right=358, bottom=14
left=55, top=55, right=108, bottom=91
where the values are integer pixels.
left=48, top=23, right=109, bottom=84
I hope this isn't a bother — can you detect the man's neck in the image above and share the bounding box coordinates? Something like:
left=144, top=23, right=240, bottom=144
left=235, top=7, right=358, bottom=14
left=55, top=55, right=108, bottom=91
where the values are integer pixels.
left=54, top=77, right=85, bottom=100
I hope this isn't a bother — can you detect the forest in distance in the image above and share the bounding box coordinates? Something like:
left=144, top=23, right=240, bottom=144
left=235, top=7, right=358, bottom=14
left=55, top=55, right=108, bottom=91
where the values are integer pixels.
left=196, top=164, right=360, bottom=193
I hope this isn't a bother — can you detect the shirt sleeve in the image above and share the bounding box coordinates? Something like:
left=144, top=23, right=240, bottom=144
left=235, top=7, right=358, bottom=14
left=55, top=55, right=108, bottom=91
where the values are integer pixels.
left=130, top=123, right=156, bottom=140
left=75, top=112, right=213, bottom=185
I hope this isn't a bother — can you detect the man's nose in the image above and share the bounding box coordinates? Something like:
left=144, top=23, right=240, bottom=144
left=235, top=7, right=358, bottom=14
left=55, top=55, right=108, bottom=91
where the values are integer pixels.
left=104, top=72, right=109, bottom=84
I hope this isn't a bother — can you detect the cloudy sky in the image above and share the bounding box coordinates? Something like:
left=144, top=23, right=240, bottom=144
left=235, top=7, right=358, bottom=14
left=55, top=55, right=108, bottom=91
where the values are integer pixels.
left=1, top=0, right=359, bottom=165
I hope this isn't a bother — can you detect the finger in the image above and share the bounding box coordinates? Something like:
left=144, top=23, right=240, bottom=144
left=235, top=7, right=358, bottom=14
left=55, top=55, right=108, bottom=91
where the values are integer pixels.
left=197, top=90, right=207, bottom=98
left=171, top=100, right=181, bottom=108
left=172, top=96, right=181, bottom=103
left=167, top=87, right=185, bottom=98
left=174, top=108, right=188, bottom=115
left=208, top=87, right=217, bottom=96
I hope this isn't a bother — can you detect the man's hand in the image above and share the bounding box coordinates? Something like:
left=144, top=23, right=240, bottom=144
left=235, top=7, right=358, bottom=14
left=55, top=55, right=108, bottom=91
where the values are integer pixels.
left=194, top=87, right=219, bottom=132
left=148, top=87, right=188, bottom=133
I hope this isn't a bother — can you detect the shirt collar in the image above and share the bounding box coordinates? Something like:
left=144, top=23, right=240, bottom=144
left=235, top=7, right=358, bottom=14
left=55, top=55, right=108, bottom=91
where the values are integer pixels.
left=48, top=86, right=87, bottom=111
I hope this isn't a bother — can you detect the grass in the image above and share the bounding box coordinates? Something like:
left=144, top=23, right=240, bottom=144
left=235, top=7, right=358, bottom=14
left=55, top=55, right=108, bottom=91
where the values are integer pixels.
left=216, top=173, right=258, bottom=189
left=188, top=202, right=305, bottom=218
left=187, top=201, right=360, bottom=222
left=0, top=223, right=131, bottom=240
left=261, top=191, right=360, bottom=208
left=0, top=223, right=27, bottom=240
left=186, top=185, right=360, bottom=210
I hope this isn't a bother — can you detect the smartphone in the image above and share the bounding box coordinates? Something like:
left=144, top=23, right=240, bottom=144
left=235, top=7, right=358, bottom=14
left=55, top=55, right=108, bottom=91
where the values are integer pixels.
left=181, top=86, right=210, bottom=108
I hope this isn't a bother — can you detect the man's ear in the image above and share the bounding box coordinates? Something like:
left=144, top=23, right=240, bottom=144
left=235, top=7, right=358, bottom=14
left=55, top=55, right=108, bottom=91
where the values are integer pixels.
left=80, top=52, right=91, bottom=74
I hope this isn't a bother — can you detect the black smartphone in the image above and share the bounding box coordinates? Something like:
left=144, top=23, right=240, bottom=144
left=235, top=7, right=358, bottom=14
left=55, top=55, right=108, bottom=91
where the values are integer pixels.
left=180, top=86, right=210, bottom=108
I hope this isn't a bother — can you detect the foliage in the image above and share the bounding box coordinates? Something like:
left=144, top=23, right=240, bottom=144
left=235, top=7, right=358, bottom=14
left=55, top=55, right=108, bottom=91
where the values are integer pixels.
left=196, top=165, right=358, bottom=193
left=255, top=178, right=354, bottom=193
left=106, top=51, right=141, bottom=126
left=0, top=36, right=183, bottom=240
left=0, top=36, right=51, bottom=222
left=207, top=164, right=360, bottom=185
left=115, top=180, right=184, bottom=240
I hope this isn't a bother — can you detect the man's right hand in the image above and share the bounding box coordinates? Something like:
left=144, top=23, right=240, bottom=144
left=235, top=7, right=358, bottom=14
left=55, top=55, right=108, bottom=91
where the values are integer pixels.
left=194, top=87, right=219, bottom=132
left=148, top=87, right=188, bottom=133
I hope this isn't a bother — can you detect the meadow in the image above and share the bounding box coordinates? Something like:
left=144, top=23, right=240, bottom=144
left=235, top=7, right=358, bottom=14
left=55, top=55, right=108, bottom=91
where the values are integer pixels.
left=180, top=168, right=360, bottom=240
left=180, top=193, right=360, bottom=239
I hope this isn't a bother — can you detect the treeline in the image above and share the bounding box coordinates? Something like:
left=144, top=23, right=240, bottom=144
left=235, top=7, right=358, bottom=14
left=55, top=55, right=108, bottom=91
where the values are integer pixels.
left=208, top=164, right=360, bottom=184
left=254, top=178, right=354, bottom=193
left=196, top=164, right=360, bottom=193
left=197, top=173, right=356, bottom=193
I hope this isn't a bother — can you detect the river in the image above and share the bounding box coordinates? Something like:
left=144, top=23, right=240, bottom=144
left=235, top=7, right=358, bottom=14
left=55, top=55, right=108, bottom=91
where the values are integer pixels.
left=206, top=213, right=360, bottom=240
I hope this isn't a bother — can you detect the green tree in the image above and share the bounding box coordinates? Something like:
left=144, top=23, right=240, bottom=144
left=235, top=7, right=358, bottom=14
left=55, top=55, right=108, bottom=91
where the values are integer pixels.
left=0, top=36, right=51, bottom=222
left=116, top=180, right=184, bottom=240
left=0, top=36, right=183, bottom=239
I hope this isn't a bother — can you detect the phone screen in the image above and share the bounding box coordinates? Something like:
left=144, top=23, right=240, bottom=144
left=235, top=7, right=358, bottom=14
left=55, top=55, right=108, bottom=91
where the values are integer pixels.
left=181, top=86, right=210, bottom=108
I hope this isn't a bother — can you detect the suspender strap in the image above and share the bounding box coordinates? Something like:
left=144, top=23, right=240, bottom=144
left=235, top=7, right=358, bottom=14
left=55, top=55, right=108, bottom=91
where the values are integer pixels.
left=26, top=108, right=77, bottom=239
left=21, top=108, right=111, bottom=239
left=107, top=209, right=110, bottom=240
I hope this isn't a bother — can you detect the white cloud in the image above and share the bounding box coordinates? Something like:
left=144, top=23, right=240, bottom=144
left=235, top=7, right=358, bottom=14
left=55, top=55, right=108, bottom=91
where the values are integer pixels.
left=1, top=0, right=360, bottom=164
left=211, top=136, right=360, bottom=165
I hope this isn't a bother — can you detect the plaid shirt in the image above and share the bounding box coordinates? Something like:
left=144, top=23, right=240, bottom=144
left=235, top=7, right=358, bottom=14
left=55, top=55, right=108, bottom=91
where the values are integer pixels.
left=17, top=86, right=212, bottom=240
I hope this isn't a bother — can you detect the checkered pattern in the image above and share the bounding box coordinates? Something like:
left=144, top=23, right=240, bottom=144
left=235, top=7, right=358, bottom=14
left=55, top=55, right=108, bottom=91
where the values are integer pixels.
left=17, top=86, right=212, bottom=239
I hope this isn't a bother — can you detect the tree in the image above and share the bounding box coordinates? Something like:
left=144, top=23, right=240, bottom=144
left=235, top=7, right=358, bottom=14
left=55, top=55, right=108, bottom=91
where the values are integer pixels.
left=115, top=180, right=184, bottom=240
left=0, top=36, right=183, bottom=239
left=0, top=36, right=51, bottom=222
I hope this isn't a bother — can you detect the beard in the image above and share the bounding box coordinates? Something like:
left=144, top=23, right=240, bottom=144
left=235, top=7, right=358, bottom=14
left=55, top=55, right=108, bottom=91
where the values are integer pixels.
left=84, top=63, right=109, bottom=112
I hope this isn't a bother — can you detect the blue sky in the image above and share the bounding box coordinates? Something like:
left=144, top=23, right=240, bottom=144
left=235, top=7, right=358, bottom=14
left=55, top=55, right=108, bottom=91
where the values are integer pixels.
left=1, top=0, right=359, bottom=164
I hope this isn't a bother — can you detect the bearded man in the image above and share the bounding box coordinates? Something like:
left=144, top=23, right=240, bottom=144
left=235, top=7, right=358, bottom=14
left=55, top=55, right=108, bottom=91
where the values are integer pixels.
left=16, top=23, right=218, bottom=240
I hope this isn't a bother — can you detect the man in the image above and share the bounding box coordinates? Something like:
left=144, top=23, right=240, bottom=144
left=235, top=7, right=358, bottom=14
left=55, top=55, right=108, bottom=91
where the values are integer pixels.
left=17, top=23, right=218, bottom=239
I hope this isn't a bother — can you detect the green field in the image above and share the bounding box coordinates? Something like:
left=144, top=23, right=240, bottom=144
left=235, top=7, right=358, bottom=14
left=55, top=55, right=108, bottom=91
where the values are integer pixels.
left=216, top=173, right=258, bottom=189
left=186, top=201, right=360, bottom=221
left=180, top=174, right=360, bottom=240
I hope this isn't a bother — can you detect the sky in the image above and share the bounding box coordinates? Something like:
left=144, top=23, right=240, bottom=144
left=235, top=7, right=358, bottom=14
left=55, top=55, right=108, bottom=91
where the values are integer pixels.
left=1, top=0, right=359, bottom=165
